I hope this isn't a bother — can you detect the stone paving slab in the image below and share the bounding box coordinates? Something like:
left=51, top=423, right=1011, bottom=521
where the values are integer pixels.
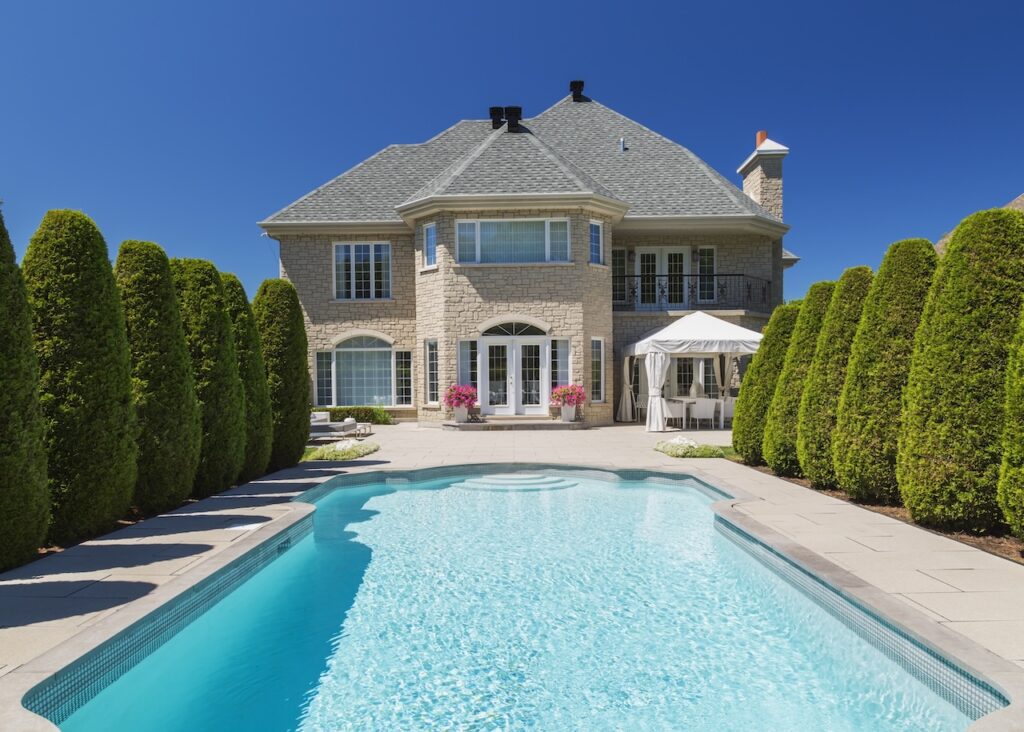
left=0, top=422, right=1022, bottom=726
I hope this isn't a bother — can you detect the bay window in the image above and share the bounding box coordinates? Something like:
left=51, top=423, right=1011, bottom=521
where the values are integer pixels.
left=455, top=219, right=571, bottom=263
left=423, top=224, right=436, bottom=267
left=589, top=221, right=603, bottom=264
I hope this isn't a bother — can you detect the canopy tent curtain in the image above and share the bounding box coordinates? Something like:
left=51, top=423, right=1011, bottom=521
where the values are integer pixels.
left=618, top=311, right=763, bottom=431
left=617, top=356, right=635, bottom=423
left=644, top=352, right=671, bottom=432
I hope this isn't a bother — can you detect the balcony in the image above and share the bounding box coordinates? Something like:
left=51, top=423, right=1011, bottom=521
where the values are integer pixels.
left=612, top=274, right=772, bottom=313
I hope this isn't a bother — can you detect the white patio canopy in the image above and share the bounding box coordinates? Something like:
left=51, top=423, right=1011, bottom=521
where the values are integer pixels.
left=618, top=311, right=763, bottom=431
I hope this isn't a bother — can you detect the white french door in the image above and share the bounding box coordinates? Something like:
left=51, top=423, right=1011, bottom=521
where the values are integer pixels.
left=635, top=246, right=690, bottom=308
left=480, top=337, right=549, bottom=416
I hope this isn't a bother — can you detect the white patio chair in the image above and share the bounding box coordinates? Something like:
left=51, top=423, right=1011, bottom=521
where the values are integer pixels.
left=665, top=399, right=688, bottom=429
left=722, top=397, right=736, bottom=427
left=689, top=398, right=717, bottom=430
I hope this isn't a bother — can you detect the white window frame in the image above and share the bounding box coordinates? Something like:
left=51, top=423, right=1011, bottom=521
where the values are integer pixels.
left=395, top=350, right=413, bottom=406
left=425, top=339, right=439, bottom=404
left=315, top=351, right=336, bottom=407
left=454, top=218, right=571, bottom=264
left=423, top=223, right=437, bottom=268
left=696, top=244, right=717, bottom=304
left=333, top=242, right=392, bottom=300
left=550, top=338, right=572, bottom=391
left=320, top=339, right=412, bottom=407
left=611, top=248, right=627, bottom=303
left=589, top=220, right=604, bottom=265
left=590, top=337, right=605, bottom=403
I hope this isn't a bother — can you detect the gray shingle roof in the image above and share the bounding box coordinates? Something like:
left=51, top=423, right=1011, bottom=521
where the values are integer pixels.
left=261, top=95, right=779, bottom=225
left=407, top=126, right=619, bottom=202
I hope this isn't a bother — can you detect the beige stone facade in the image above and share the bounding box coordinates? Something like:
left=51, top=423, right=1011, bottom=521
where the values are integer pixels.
left=276, top=215, right=780, bottom=425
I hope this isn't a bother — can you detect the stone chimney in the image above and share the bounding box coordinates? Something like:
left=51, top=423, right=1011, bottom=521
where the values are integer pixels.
left=737, top=130, right=789, bottom=220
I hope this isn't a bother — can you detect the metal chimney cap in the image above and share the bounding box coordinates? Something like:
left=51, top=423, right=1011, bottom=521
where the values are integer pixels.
left=569, top=80, right=585, bottom=100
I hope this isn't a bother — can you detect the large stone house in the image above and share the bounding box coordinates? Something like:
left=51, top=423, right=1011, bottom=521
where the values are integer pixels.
left=259, top=81, right=797, bottom=424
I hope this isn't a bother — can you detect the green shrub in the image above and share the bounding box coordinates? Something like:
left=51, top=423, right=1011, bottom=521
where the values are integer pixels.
left=999, top=306, right=1024, bottom=537
left=797, top=266, right=873, bottom=488
left=170, top=259, right=245, bottom=497
left=253, top=279, right=310, bottom=471
left=0, top=210, right=49, bottom=568
left=731, top=301, right=801, bottom=465
left=115, top=242, right=202, bottom=515
left=654, top=441, right=726, bottom=458
left=762, top=281, right=835, bottom=477
left=221, top=274, right=273, bottom=483
left=316, top=406, right=394, bottom=425
left=303, top=441, right=380, bottom=462
left=833, top=240, right=937, bottom=503
left=22, top=211, right=137, bottom=544
left=898, top=209, right=1024, bottom=532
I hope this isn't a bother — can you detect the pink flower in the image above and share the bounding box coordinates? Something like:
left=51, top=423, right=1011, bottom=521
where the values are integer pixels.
left=550, top=384, right=586, bottom=407
left=443, top=384, right=478, bottom=408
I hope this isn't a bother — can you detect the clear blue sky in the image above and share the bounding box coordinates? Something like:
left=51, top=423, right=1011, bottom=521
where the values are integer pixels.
left=2, top=0, right=1021, bottom=299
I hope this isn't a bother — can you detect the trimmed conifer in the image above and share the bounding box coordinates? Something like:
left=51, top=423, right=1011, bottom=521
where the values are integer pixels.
left=898, top=209, right=1024, bottom=532
left=170, top=259, right=245, bottom=497
left=762, top=281, right=835, bottom=477
left=797, top=266, right=873, bottom=488
left=833, top=240, right=937, bottom=503
left=115, top=241, right=201, bottom=514
left=253, top=279, right=310, bottom=471
left=221, top=273, right=273, bottom=482
left=0, top=210, right=49, bottom=568
left=999, top=306, right=1024, bottom=537
left=22, top=211, right=137, bottom=544
left=732, top=301, right=801, bottom=465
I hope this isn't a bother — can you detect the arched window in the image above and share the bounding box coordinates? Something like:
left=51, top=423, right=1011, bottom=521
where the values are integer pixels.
left=481, top=322, right=547, bottom=336
left=315, top=336, right=412, bottom=407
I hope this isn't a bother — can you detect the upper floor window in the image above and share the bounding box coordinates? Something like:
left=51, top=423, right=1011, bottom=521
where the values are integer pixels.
left=456, top=219, right=570, bottom=264
left=334, top=243, right=391, bottom=300
left=589, top=221, right=603, bottom=264
left=423, top=224, right=437, bottom=267
left=697, top=246, right=716, bottom=302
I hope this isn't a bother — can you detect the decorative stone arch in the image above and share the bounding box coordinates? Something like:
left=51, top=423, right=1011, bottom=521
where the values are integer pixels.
left=476, top=314, right=551, bottom=335
left=330, top=329, right=395, bottom=347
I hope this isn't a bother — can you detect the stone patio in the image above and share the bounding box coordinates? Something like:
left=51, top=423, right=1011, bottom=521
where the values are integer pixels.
left=1, top=422, right=1023, bottom=729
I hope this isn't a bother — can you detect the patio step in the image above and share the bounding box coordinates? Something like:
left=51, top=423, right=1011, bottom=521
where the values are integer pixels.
left=441, top=417, right=587, bottom=431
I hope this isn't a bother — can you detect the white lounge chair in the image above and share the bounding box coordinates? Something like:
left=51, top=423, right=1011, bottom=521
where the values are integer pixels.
left=665, top=399, right=689, bottom=429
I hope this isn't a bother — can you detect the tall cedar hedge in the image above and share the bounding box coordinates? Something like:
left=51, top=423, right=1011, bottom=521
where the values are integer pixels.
left=0, top=210, right=50, bottom=568
left=221, top=273, right=273, bottom=482
left=999, top=301, right=1024, bottom=537
left=115, top=241, right=202, bottom=514
left=995, top=303, right=1024, bottom=536
left=898, top=209, right=1024, bottom=532
left=22, top=211, right=137, bottom=544
left=796, top=266, right=873, bottom=488
left=253, top=279, right=310, bottom=471
left=171, top=259, right=245, bottom=497
left=762, top=281, right=835, bottom=477
left=833, top=240, right=937, bottom=503
left=731, top=301, right=801, bottom=465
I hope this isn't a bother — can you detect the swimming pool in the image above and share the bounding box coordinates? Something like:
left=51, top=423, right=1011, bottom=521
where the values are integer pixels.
left=33, top=468, right=1004, bottom=730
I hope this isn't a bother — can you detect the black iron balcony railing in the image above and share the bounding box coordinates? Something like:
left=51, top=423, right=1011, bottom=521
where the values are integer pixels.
left=612, top=274, right=772, bottom=313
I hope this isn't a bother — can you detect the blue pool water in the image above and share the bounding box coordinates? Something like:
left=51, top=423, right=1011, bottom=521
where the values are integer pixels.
left=61, top=471, right=971, bottom=731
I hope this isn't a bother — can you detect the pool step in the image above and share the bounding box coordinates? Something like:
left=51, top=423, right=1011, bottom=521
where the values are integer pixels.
left=452, top=473, right=577, bottom=492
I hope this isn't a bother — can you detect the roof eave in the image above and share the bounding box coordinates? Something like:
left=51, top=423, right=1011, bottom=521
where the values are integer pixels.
left=614, top=214, right=789, bottom=237
left=258, top=219, right=412, bottom=237
left=394, top=192, right=631, bottom=225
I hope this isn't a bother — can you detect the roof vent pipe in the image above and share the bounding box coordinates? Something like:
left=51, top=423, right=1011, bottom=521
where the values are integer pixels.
left=570, top=80, right=585, bottom=101
left=504, top=106, right=522, bottom=132
left=489, top=106, right=504, bottom=129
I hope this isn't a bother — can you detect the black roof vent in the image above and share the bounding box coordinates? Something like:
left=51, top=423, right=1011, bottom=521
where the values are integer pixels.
left=488, top=106, right=504, bottom=129
left=570, top=80, right=585, bottom=101
left=504, top=105, right=522, bottom=132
